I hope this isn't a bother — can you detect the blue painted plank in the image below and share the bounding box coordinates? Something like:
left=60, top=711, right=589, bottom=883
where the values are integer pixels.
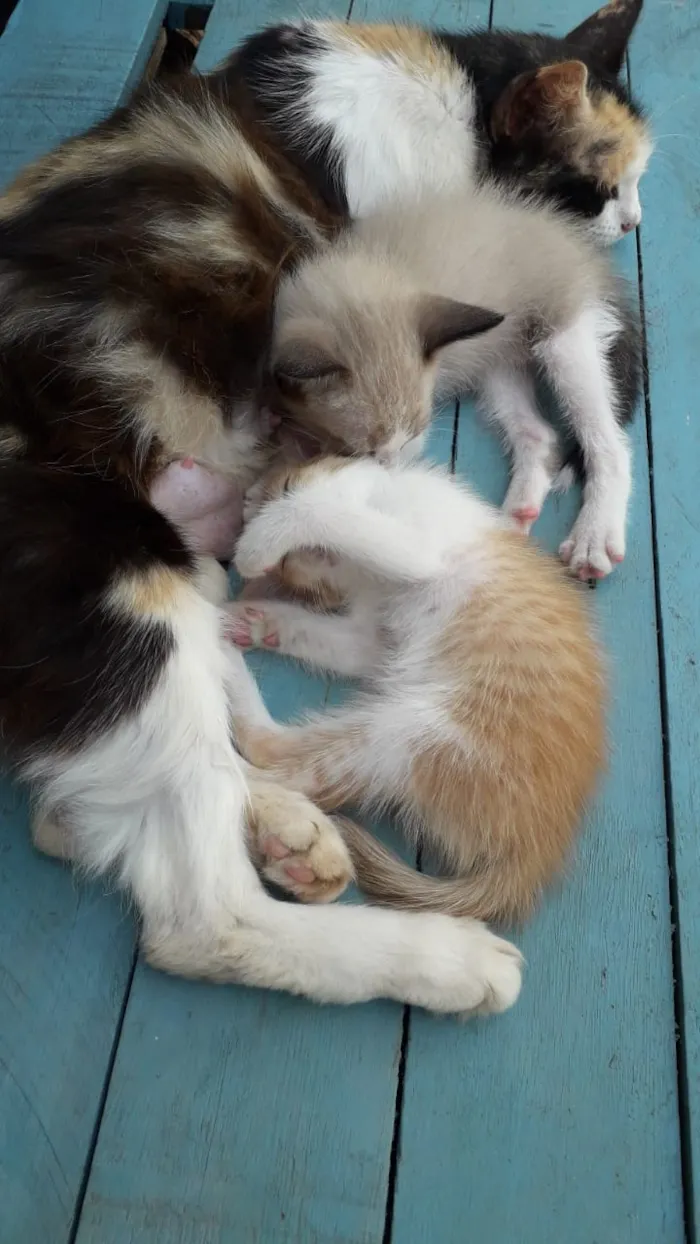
left=390, top=2, right=684, bottom=1241
left=195, top=0, right=351, bottom=74
left=632, top=1, right=700, bottom=1229
left=0, top=4, right=176, bottom=1241
left=0, top=0, right=170, bottom=183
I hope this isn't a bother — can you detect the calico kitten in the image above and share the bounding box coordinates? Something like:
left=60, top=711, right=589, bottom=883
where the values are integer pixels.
left=0, top=75, right=523, bottom=1013
left=264, top=183, right=640, bottom=579
left=224, top=0, right=650, bottom=243
left=227, top=456, right=607, bottom=925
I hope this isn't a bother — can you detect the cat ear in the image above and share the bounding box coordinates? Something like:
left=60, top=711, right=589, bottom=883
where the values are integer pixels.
left=565, top=0, right=643, bottom=76
left=418, top=297, right=504, bottom=359
left=491, top=61, right=589, bottom=143
left=272, top=342, right=348, bottom=391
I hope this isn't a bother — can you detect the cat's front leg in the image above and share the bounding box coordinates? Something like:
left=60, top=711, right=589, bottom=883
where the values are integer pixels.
left=224, top=599, right=378, bottom=678
left=478, top=367, right=560, bottom=533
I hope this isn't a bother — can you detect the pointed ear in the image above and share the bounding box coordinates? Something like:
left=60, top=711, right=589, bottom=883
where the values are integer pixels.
left=491, top=61, right=589, bottom=143
left=418, top=297, right=504, bottom=359
left=566, top=0, right=643, bottom=76
left=272, top=342, right=348, bottom=392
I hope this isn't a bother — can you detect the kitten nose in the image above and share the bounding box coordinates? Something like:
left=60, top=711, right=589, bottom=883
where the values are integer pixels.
left=621, top=219, right=636, bottom=234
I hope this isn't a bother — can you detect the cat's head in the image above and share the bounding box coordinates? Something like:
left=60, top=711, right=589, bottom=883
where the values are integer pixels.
left=265, top=248, right=502, bottom=462
left=489, top=1, right=651, bottom=245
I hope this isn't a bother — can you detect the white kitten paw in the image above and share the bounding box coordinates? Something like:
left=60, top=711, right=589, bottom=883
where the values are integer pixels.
left=403, top=917, right=523, bottom=1017
left=224, top=603, right=280, bottom=650
left=560, top=501, right=626, bottom=579
left=503, top=463, right=553, bottom=534
left=250, top=788, right=354, bottom=903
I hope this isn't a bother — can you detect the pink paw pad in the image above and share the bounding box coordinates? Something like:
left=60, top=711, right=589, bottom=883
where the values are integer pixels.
left=226, top=607, right=279, bottom=649
left=510, top=506, right=540, bottom=534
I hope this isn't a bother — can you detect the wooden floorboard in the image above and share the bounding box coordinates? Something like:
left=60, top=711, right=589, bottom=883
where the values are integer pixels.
left=633, top=1, right=700, bottom=1233
left=389, top=0, right=685, bottom=1238
left=0, top=0, right=692, bottom=1241
left=0, top=5, right=172, bottom=1242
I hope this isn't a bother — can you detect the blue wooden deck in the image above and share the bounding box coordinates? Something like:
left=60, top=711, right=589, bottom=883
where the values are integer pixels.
left=0, top=1, right=697, bottom=1240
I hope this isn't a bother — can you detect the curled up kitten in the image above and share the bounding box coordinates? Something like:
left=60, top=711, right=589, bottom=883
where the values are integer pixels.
left=226, top=456, right=607, bottom=926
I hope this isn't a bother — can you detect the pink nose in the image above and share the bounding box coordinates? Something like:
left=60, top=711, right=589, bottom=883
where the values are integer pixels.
left=621, top=220, right=636, bottom=234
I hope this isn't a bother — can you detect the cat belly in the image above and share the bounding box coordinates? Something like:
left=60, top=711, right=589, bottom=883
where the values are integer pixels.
left=150, top=459, right=245, bottom=560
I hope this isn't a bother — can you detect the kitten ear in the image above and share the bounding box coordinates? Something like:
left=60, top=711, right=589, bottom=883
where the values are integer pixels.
left=418, top=297, right=504, bottom=359
left=272, top=342, right=348, bottom=391
left=491, top=62, right=589, bottom=143
left=565, top=0, right=643, bottom=76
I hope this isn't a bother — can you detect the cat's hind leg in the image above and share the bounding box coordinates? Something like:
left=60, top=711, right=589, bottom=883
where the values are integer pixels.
left=224, top=599, right=378, bottom=678
left=246, top=771, right=354, bottom=903
left=478, top=366, right=560, bottom=533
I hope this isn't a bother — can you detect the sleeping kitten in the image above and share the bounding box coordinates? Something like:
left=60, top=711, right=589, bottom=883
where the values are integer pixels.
left=223, top=0, right=650, bottom=243
left=265, top=184, right=640, bottom=579
left=226, top=456, right=607, bottom=925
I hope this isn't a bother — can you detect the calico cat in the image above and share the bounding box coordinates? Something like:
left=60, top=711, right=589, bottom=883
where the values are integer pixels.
left=0, top=72, right=523, bottom=1014
left=224, top=0, right=650, bottom=243
left=226, top=456, right=607, bottom=925
left=263, top=182, right=640, bottom=579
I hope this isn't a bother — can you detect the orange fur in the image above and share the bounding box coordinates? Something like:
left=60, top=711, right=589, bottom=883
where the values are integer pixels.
left=491, top=59, right=649, bottom=190
left=235, top=512, right=606, bottom=926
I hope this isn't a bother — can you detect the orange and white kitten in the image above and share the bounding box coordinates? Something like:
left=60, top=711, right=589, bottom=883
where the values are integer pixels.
left=227, top=456, right=607, bottom=925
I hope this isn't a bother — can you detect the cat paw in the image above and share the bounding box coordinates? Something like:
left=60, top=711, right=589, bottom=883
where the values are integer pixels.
left=503, top=465, right=553, bottom=534
left=251, top=789, right=354, bottom=903
left=402, top=916, right=523, bottom=1017
left=560, top=503, right=626, bottom=579
left=224, top=603, right=280, bottom=649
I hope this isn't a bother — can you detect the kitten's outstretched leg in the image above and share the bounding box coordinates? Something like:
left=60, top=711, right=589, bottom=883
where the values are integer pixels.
left=537, top=305, right=631, bottom=578
left=478, top=367, right=560, bottom=533
left=224, top=600, right=378, bottom=678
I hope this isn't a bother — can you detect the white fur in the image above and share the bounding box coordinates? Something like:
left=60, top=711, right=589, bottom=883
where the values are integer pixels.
left=478, top=367, right=560, bottom=530
left=27, top=554, right=521, bottom=1014
left=535, top=305, right=631, bottom=576
left=280, top=183, right=635, bottom=577
left=229, top=459, right=509, bottom=797
left=291, top=22, right=648, bottom=243
left=589, top=139, right=652, bottom=245
left=302, top=24, right=479, bottom=217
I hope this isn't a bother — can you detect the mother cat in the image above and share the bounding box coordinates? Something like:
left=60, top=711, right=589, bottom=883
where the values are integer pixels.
left=0, top=1, right=645, bottom=1012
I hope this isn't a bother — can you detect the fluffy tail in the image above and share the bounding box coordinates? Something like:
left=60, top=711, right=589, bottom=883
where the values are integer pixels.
left=337, top=818, right=536, bottom=926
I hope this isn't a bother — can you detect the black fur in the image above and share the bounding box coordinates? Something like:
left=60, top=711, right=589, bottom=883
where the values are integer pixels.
left=0, top=465, right=194, bottom=758
left=228, top=14, right=645, bottom=227
left=435, top=29, right=645, bottom=211
left=216, top=25, right=350, bottom=217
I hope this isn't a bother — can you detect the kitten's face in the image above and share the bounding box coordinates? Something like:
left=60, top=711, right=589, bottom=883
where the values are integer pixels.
left=490, top=59, right=652, bottom=245
left=267, top=253, right=502, bottom=463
